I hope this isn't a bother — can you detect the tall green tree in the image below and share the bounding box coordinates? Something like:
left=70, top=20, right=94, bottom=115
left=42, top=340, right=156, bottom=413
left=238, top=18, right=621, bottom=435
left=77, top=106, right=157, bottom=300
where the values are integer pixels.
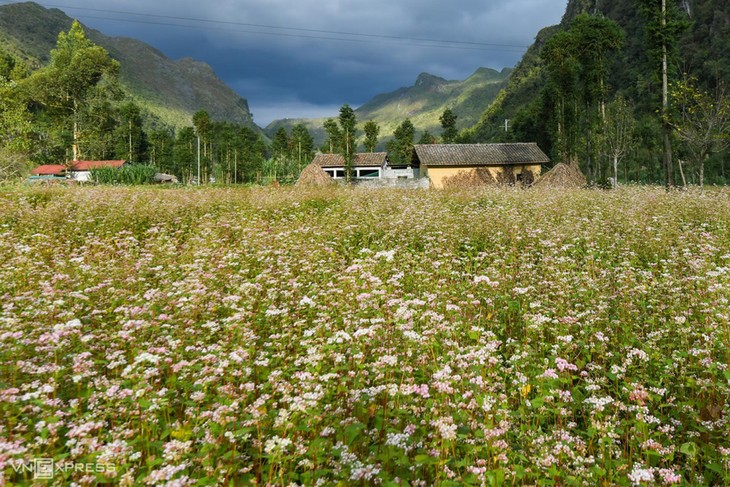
left=0, top=49, right=33, bottom=181
left=638, top=0, right=689, bottom=187
left=387, top=119, right=415, bottom=166
left=24, top=20, right=120, bottom=161
left=173, top=126, right=196, bottom=183
left=363, top=120, right=380, bottom=152
left=322, top=118, right=342, bottom=154
left=290, top=123, right=315, bottom=170
left=439, top=108, right=458, bottom=143
left=269, top=126, right=290, bottom=181
left=542, top=14, right=623, bottom=176
left=149, top=128, right=175, bottom=174
left=601, top=94, right=637, bottom=185
left=192, top=109, right=212, bottom=181
left=0, top=87, right=33, bottom=181
left=115, top=102, right=147, bottom=162
left=338, top=104, right=357, bottom=182
left=671, top=77, right=730, bottom=188
left=418, top=131, right=437, bottom=144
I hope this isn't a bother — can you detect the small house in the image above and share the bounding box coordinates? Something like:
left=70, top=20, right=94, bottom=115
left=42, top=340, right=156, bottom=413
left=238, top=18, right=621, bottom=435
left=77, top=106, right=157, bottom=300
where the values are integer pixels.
left=313, top=152, right=388, bottom=180
left=312, top=152, right=422, bottom=180
left=29, top=160, right=127, bottom=182
left=29, top=164, right=68, bottom=181
left=70, top=160, right=126, bottom=182
left=414, top=143, right=549, bottom=189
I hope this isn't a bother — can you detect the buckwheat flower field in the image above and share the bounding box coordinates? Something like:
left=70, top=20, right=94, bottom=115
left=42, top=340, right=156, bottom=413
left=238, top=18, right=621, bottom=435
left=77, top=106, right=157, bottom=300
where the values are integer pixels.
left=1, top=185, right=729, bottom=486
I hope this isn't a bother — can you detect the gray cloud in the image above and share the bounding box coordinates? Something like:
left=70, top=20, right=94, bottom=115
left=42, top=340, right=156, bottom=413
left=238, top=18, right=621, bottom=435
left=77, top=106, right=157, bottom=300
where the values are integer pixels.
left=39, top=0, right=565, bottom=126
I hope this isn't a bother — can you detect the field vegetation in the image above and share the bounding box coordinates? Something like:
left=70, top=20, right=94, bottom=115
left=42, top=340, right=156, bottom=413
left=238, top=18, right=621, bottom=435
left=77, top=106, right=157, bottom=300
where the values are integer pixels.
left=0, top=186, right=728, bottom=485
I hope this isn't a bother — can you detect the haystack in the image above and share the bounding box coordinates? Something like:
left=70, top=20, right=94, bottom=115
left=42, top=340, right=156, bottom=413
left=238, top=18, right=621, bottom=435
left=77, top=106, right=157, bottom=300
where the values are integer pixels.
left=441, top=168, right=497, bottom=189
left=295, top=163, right=335, bottom=187
left=533, top=162, right=587, bottom=188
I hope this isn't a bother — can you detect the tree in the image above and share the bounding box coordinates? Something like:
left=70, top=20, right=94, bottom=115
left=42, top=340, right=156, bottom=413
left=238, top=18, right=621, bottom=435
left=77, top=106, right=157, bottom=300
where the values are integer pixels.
left=439, top=108, right=458, bottom=143
left=338, top=104, right=357, bottom=182
left=24, top=20, right=120, bottom=161
left=173, top=127, right=196, bottom=183
left=149, top=128, right=175, bottom=174
left=601, top=94, right=637, bottom=186
left=0, top=51, right=33, bottom=181
left=418, top=131, right=437, bottom=144
left=115, top=102, right=147, bottom=162
left=290, top=123, right=314, bottom=170
left=192, top=110, right=212, bottom=182
left=638, top=0, right=689, bottom=188
left=387, top=119, right=415, bottom=166
left=541, top=14, right=623, bottom=175
left=671, top=77, right=730, bottom=188
left=322, top=118, right=342, bottom=154
left=542, top=29, right=582, bottom=164
left=363, top=120, right=380, bottom=152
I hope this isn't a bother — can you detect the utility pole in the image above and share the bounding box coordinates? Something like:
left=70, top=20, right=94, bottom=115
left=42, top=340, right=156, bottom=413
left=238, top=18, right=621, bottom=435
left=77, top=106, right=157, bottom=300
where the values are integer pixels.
left=197, top=133, right=201, bottom=185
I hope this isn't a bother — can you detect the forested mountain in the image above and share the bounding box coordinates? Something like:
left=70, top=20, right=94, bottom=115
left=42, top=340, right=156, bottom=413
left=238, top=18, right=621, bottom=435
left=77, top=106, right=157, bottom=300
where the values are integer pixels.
left=265, top=67, right=511, bottom=149
left=0, top=2, right=257, bottom=130
left=468, top=0, right=730, bottom=184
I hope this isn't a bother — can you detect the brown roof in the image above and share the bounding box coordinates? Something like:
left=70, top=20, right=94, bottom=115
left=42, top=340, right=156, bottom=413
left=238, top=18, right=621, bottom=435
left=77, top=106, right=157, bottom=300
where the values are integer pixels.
left=313, top=152, right=387, bottom=168
left=71, top=160, right=126, bottom=171
left=31, top=164, right=67, bottom=175
left=414, top=143, right=549, bottom=167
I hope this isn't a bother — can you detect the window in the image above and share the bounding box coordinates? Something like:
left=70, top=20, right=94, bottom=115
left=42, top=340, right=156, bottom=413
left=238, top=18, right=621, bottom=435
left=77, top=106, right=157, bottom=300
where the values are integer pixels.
left=356, top=168, right=380, bottom=178
left=325, top=169, right=345, bottom=179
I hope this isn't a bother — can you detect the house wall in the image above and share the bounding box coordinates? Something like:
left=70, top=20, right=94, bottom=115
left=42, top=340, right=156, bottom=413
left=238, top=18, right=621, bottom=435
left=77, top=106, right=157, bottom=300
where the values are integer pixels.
left=70, top=171, right=92, bottom=182
left=383, top=167, right=419, bottom=179
left=425, top=164, right=542, bottom=189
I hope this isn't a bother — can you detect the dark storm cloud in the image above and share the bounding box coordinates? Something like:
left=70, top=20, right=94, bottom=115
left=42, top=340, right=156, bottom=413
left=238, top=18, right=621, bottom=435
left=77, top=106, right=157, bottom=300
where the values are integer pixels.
left=38, top=0, right=565, bottom=126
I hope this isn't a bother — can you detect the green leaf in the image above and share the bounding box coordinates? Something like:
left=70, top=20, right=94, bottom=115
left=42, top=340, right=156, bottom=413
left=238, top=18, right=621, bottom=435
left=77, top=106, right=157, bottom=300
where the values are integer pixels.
left=680, top=442, right=697, bottom=458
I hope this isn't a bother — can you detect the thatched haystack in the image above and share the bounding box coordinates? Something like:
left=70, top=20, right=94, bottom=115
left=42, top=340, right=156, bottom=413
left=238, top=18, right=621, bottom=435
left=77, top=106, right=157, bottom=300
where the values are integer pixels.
left=533, top=163, right=587, bottom=188
left=441, top=168, right=497, bottom=189
left=295, top=163, right=335, bottom=187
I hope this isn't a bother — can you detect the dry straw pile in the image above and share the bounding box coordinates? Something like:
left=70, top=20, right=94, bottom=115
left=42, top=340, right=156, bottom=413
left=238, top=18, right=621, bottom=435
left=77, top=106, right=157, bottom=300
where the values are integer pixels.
left=295, top=163, right=335, bottom=187
left=534, top=163, right=587, bottom=188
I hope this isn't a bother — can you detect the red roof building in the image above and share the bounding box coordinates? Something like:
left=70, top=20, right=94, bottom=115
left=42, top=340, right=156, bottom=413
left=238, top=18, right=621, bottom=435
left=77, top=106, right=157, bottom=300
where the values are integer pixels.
left=71, top=160, right=126, bottom=171
left=30, top=164, right=67, bottom=176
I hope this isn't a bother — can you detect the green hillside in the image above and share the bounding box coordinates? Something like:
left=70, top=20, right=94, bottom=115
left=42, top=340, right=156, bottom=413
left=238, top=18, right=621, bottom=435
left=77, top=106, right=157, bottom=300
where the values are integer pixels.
left=0, top=2, right=257, bottom=130
left=468, top=0, right=730, bottom=171
left=265, top=67, right=511, bottom=148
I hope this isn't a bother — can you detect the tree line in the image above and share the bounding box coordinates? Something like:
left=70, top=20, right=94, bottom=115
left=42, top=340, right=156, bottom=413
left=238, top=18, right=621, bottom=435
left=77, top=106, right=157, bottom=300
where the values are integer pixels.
left=479, top=6, right=730, bottom=188
left=0, top=21, right=296, bottom=185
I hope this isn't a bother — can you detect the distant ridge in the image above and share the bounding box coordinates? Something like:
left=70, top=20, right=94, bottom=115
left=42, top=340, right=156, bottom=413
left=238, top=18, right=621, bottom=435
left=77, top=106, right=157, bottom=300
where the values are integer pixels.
left=0, top=2, right=259, bottom=130
left=265, top=67, right=511, bottom=147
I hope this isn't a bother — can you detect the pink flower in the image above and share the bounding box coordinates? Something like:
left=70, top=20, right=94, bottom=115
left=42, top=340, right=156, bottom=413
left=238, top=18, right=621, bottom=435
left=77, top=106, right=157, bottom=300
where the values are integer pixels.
left=543, top=368, right=559, bottom=379
left=555, top=358, right=578, bottom=372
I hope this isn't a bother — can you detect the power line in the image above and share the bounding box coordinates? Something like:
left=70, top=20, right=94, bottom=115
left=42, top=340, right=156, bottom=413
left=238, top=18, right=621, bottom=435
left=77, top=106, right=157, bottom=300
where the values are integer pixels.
left=72, top=14, right=526, bottom=53
left=36, top=2, right=529, bottom=52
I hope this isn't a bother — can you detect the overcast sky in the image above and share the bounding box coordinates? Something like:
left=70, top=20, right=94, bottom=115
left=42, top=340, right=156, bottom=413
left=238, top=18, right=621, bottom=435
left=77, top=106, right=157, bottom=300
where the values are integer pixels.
left=36, top=1, right=566, bottom=126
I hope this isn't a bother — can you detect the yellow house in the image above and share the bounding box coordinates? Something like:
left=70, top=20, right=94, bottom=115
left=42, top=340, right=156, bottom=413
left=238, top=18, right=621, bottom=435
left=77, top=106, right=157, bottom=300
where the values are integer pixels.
left=414, top=143, right=549, bottom=189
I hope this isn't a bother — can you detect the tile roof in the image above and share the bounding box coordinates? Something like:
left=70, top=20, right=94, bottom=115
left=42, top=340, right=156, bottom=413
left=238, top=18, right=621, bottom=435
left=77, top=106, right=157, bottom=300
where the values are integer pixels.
left=313, top=152, right=387, bottom=168
left=30, top=164, right=67, bottom=176
left=414, top=143, right=549, bottom=167
left=71, top=160, right=126, bottom=171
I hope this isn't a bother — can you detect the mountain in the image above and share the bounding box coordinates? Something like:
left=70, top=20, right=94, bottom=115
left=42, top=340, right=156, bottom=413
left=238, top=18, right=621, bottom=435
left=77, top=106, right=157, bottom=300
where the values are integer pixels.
left=467, top=0, right=730, bottom=150
left=0, top=2, right=257, bottom=130
left=265, top=67, right=511, bottom=148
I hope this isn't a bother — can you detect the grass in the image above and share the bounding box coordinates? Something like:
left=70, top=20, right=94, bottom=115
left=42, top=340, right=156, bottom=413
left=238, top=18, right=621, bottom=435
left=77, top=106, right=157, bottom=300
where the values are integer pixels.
left=0, top=185, right=728, bottom=485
